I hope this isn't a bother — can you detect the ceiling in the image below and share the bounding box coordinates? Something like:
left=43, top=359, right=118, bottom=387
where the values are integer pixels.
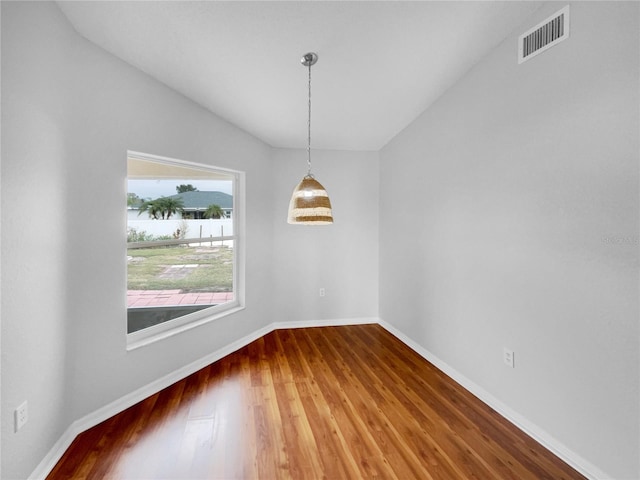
left=57, top=1, right=542, bottom=151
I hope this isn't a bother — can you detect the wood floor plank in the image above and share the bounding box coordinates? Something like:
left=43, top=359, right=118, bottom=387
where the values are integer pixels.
left=281, top=328, right=364, bottom=479
left=323, top=328, right=475, bottom=479
left=354, top=327, right=542, bottom=478
left=342, top=326, right=516, bottom=479
left=303, top=327, right=438, bottom=480
left=295, top=329, right=402, bottom=479
left=47, top=325, right=587, bottom=480
left=353, top=325, right=580, bottom=480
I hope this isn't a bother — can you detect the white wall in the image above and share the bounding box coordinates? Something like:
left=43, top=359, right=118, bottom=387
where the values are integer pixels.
left=379, top=2, right=639, bottom=478
left=1, top=4, right=382, bottom=479
left=4, top=1, right=637, bottom=479
left=272, top=149, right=379, bottom=323
left=1, top=3, right=77, bottom=477
left=1, top=3, right=276, bottom=478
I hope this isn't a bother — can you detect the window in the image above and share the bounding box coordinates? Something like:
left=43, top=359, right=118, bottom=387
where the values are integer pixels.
left=126, top=151, right=244, bottom=348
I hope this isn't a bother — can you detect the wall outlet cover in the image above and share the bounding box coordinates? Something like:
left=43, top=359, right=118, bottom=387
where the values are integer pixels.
left=503, top=348, right=515, bottom=368
left=15, top=401, right=28, bottom=432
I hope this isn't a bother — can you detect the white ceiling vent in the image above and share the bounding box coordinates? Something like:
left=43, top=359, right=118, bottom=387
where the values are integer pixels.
left=518, top=5, right=570, bottom=64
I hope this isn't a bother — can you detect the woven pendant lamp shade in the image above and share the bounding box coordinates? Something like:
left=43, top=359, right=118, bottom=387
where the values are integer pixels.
left=288, top=52, right=333, bottom=225
left=287, top=175, right=333, bottom=225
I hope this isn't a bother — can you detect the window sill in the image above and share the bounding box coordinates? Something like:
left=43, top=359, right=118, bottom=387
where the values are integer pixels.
left=126, top=303, right=245, bottom=351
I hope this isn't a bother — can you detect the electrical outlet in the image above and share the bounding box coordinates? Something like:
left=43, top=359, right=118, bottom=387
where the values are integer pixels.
left=15, top=401, right=28, bottom=432
left=503, top=348, right=515, bottom=368
left=319, top=288, right=325, bottom=297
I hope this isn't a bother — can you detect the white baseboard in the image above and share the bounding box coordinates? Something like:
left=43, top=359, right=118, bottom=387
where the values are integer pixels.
left=377, top=318, right=610, bottom=480
left=29, top=323, right=274, bottom=479
left=271, top=316, right=378, bottom=330
left=29, top=317, right=376, bottom=479
left=31, top=317, right=609, bottom=480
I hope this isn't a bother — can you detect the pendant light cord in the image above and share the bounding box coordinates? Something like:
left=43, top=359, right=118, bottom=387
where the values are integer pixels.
left=307, top=60, right=312, bottom=176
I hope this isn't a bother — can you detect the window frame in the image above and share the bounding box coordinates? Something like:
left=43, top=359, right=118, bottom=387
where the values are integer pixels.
left=126, top=151, right=245, bottom=350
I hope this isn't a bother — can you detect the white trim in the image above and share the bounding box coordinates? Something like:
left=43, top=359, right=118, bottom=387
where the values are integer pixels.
left=377, top=318, right=610, bottom=480
left=128, top=150, right=242, bottom=178
left=30, top=322, right=274, bottom=480
left=29, top=318, right=376, bottom=479
left=31, top=317, right=609, bottom=480
left=127, top=305, right=246, bottom=350
left=271, top=317, right=377, bottom=331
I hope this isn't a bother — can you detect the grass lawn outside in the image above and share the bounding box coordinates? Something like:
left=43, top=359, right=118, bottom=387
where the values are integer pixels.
left=127, top=245, right=233, bottom=292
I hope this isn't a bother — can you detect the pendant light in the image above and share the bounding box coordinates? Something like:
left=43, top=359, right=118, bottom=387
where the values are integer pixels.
left=287, top=52, right=333, bottom=225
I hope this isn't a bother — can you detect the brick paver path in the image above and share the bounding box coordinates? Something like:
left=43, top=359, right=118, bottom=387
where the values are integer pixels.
left=127, top=290, right=234, bottom=308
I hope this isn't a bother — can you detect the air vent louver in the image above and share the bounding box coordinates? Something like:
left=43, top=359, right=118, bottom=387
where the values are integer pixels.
left=518, top=6, right=570, bottom=64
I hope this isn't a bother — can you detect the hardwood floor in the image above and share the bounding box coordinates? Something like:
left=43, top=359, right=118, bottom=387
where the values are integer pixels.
left=48, top=325, right=586, bottom=479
